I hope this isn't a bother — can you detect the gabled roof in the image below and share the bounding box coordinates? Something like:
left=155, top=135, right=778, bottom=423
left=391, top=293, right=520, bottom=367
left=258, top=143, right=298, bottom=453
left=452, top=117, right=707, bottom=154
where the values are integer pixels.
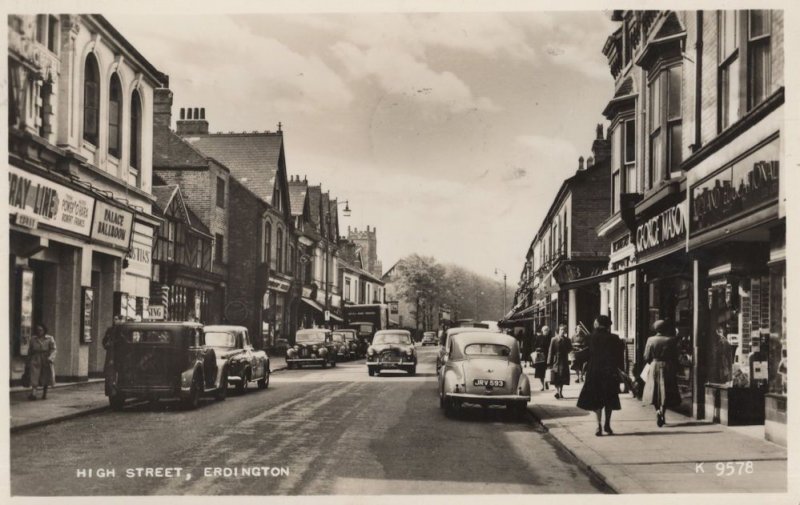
left=183, top=132, right=283, bottom=206
left=153, top=126, right=209, bottom=169
left=186, top=205, right=210, bottom=234
left=288, top=178, right=308, bottom=217
left=151, top=185, right=179, bottom=213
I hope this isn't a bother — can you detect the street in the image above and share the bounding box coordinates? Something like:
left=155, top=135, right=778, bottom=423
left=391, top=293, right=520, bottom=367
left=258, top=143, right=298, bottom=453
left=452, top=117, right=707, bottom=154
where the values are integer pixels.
left=10, top=346, right=609, bottom=495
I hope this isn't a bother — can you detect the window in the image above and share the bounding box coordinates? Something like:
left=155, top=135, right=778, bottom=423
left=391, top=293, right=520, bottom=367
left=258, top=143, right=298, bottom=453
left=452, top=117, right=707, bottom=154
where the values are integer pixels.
left=130, top=90, right=142, bottom=171
left=36, top=15, right=59, bottom=53
left=216, top=177, right=225, bottom=208
left=83, top=54, right=100, bottom=146
left=748, top=10, right=772, bottom=109
left=276, top=228, right=283, bottom=273
left=108, top=74, right=122, bottom=158
left=215, top=233, right=224, bottom=264
left=623, top=118, right=636, bottom=193
left=623, top=20, right=632, bottom=66
left=167, top=221, right=176, bottom=261
left=648, top=64, right=682, bottom=188
left=611, top=126, right=621, bottom=213
left=262, top=222, right=271, bottom=264
left=344, top=279, right=351, bottom=301
left=718, top=10, right=740, bottom=131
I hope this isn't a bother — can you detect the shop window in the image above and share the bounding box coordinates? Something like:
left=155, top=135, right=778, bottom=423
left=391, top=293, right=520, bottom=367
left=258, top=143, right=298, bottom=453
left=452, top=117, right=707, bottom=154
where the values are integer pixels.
left=130, top=90, right=142, bottom=174
left=718, top=10, right=740, bottom=131
left=344, top=279, right=351, bottom=301
left=748, top=10, right=772, bottom=109
left=83, top=54, right=100, bottom=146
left=108, top=73, right=122, bottom=159
left=647, top=64, right=682, bottom=188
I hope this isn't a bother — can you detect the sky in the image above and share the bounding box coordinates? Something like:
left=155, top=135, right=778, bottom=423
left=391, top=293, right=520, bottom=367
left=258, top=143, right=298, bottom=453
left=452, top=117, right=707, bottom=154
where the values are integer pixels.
left=109, top=9, right=618, bottom=283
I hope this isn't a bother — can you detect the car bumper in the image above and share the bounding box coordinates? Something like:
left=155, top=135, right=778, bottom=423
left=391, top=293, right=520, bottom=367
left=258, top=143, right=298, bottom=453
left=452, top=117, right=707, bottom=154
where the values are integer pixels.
left=445, top=392, right=531, bottom=404
left=287, top=358, right=326, bottom=364
left=368, top=360, right=416, bottom=368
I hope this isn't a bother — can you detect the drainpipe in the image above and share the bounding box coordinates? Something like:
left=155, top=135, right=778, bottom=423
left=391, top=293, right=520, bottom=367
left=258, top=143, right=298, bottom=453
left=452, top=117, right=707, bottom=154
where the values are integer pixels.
left=694, top=11, right=703, bottom=151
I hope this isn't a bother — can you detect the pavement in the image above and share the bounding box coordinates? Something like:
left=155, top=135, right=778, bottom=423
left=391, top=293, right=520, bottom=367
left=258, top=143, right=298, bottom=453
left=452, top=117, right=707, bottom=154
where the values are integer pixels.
left=9, top=356, right=286, bottom=432
left=525, top=369, right=788, bottom=493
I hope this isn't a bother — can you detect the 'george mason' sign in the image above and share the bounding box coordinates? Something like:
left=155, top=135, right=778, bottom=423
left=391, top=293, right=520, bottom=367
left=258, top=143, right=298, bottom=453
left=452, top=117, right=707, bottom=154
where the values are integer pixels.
left=635, top=201, right=686, bottom=255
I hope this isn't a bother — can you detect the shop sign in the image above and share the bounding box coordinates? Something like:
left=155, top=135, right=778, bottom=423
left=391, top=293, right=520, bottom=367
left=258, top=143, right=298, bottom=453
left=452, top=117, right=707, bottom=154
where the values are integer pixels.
left=81, top=287, right=94, bottom=343
left=8, top=166, right=95, bottom=236
left=691, top=136, right=780, bottom=233
left=147, top=305, right=165, bottom=320
left=126, top=241, right=152, bottom=278
left=635, top=201, right=686, bottom=255
left=302, top=286, right=313, bottom=298
left=268, top=278, right=291, bottom=293
left=91, top=201, right=134, bottom=249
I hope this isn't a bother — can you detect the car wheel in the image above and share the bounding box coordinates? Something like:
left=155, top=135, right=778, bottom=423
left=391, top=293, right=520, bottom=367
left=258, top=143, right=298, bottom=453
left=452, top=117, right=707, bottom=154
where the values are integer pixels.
left=109, top=393, right=126, bottom=411
left=257, top=371, right=269, bottom=389
left=216, top=370, right=228, bottom=401
left=237, top=371, right=249, bottom=394
left=183, top=374, right=201, bottom=410
left=287, top=362, right=294, bottom=370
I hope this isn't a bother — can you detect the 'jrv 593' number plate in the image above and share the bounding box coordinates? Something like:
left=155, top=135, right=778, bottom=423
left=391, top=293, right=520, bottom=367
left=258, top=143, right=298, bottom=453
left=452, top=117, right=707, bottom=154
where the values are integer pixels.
left=474, top=379, right=504, bottom=387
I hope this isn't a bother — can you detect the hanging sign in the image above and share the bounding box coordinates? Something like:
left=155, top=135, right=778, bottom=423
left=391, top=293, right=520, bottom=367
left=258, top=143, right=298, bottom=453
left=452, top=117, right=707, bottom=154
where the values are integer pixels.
left=91, top=201, right=134, bottom=249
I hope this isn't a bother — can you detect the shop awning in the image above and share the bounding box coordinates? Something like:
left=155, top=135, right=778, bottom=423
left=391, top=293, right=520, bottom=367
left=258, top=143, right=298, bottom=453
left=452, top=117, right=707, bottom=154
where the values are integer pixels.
left=558, top=262, right=640, bottom=290
left=329, top=313, right=343, bottom=323
left=301, top=297, right=324, bottom=314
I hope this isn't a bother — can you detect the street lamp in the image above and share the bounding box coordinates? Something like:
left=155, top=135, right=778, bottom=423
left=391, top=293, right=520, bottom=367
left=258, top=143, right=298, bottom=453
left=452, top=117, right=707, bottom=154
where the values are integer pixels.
left=325, top=199, right=353, bottom=328
left=495, top=267, right=507, bottom=318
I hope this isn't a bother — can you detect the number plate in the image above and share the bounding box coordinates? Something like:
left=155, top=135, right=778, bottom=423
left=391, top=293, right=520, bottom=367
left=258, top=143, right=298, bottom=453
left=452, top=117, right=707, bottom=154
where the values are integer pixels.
left=474, top=379, right=504, bottom=387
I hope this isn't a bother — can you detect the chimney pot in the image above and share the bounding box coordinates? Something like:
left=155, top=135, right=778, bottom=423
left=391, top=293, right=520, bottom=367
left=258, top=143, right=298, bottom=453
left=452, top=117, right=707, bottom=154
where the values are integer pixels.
left=578, top=156, right=585, bottom=170
left=587, top=156, right=594, bottom=167
left=596, top=124, right=603, bottom=140
left=200, top=108, right=205, bottom=119
left=180, top=107, right=185, bottom=120
left=193, top=107, right=199, bottom=120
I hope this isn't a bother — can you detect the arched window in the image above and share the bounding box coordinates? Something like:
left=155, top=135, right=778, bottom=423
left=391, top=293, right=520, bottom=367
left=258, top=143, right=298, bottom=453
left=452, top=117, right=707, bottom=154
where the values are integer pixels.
left=83, top=54, right=100, bottom=145
left=108, top=73, right=122, bottom=158
left=276, top=228, right=284, bottom=273
left=263, top=222, right=272, bottom=264
left=130, top=90, right=142, bottom=171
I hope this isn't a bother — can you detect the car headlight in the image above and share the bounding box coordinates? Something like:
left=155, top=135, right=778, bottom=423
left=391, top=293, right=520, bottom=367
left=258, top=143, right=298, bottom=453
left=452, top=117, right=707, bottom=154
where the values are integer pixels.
left=318, top=347, right=328, bottom=356
left=312, top=345, right=318, bottom=351
left=286, top=349, right=295, bottom=357
left=367, top=347, right=376, bottom=356
left=293, top=345, right=299, bottom=351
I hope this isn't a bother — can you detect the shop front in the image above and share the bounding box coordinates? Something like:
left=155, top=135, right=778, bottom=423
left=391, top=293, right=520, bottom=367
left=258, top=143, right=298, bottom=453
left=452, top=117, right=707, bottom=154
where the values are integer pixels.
left=687, top=132, right=784, bottom=441
left=264, top=275, right=293, bottom=345
left=633, top=184, right=693, bottom=416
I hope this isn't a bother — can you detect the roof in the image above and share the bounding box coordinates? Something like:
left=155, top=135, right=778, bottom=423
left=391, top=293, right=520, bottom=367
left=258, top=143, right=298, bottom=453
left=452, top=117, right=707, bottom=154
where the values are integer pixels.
left=375, top=329, right=411, bottom=336
left=307, top=185, right=322, bottom=230
left=184, top=132, right=283, bottom=206
left=288, top=179, right=308, bottom=217
left=186, top=205, right=210, bottom=234
left=338, top=258, right=384, bottom=285
left=151, top=185, right=179, bottom=213
left=153, top=126, right=209, bottom=170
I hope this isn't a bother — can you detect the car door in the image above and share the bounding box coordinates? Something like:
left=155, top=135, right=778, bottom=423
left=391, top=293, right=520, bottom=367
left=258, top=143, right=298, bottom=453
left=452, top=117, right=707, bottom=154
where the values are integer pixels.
left=242, top=329, right=261, bottom=379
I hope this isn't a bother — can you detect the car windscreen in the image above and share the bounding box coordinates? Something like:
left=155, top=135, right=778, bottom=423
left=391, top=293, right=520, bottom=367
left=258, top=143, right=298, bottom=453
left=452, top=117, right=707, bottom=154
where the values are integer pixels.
left=373, top=333, right=411, bottom=345
left=464, top=343, right=511, bottom=357
left=297, top=332, right=327, bottom=344
left=205, top=331, right=236, bottom=348
left=332, top=334, right=344, bottom=342
left=122, top=329, right=176, bottom=344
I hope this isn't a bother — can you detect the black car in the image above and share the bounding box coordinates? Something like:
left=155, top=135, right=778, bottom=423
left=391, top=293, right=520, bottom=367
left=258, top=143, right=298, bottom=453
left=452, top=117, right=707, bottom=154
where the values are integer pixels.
left=204, top=325, right=270, bottom=393
left=367, top=330, right=417, bottom=376
left=286, top=329, right=337, bottom=368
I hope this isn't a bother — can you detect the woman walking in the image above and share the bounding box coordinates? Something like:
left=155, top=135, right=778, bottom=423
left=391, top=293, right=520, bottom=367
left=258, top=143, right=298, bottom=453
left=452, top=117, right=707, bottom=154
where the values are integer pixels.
left=571, top=325, right=588, bottom=382
left=27, top=322, right=56, bottom=400
left=577, top=315, right=624, bottom=436
left=548, top=324, right=573, bottom=399
left=532, top=326, right=552, bottom=390
left=641, top=320, right=682, bottom=427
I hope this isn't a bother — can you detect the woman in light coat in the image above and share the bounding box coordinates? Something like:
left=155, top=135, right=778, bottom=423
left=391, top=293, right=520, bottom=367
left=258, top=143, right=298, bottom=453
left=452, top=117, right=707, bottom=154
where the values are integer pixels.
left=548, top=324, right=573, bottom=399
left=28, top=322, right=56, bottom=400
left=641, top=320, right=681, bottom=426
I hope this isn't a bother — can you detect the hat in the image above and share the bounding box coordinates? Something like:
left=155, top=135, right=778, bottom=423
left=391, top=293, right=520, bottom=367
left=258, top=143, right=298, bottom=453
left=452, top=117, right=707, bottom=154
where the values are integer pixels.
left=653, top=319, right=674, bottom=335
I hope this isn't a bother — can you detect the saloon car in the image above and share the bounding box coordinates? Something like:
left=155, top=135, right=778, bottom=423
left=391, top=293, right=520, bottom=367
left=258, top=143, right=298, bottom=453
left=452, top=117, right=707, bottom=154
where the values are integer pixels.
left=331, top=332, right=350, bottom=362
left=204, top=325, right=270, bottom=393
left=438, top=332, right=531, bottom=417
left=367, top=329, right=417, bottom=376
left=103, top=322, right=229, bottom=410
left=286, top=329, right=337, bottom=368
left=333, top=329, right=359, bottom=360
left=436, top=326, right=501, bottom=374
left=421, top=331, right=437, bottom=346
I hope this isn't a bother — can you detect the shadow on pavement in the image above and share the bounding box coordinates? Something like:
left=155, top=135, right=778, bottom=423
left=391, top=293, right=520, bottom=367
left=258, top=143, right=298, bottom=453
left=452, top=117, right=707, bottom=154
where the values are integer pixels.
left=609, top=430, right=722, bottom=436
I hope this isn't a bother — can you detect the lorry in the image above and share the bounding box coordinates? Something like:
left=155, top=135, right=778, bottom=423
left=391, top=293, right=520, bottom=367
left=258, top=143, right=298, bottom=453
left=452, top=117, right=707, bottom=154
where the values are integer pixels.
left=343, top=303, right=389, bottom=354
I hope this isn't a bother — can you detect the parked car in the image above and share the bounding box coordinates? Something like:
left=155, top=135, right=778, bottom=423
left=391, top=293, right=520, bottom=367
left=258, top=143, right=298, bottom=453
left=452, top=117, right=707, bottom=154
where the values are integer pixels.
left=204, top=325, right=270, bottom=393
left=367, top=329, right=417, bottom=376
left=103, top=321, right=229, bottom=410
left=437, top=326, right=502, bottom=374
left=421, top=331, right=437, bottom=346
left=331, top=332, right=349, bottom=362
left=438, top=331, right=531, bottom=417
left=333, top=329, right=359, bottom=359
left=286, top=329, right=337, bottom=368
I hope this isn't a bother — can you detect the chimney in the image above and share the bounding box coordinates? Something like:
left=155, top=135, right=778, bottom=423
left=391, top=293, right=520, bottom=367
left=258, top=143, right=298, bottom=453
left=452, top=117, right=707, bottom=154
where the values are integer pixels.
left=587, top=156, right=595, bottom=168
left=591, top=123, right=611, bottom=163
left=578, top=156, right=584, bottom=171
left=153, top=88, right=173, bottom=129
left=176, top=106, right=209, bottom=135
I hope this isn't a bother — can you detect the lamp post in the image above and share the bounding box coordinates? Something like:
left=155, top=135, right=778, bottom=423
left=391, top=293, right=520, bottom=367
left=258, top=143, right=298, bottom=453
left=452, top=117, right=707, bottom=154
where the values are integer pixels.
left=325, top=200, right=352, bottom=328
left=495, top=267, right=507, bottom=318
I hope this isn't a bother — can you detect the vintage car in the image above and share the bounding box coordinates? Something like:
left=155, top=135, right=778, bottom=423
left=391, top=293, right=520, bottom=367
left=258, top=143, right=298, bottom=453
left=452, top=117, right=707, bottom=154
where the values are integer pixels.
left=286, top=329, right=337, bottom=368
left=421, top=331, right=437, bottom=346
left=436, top=326, right=501, bottom=374
left=331, top=332, right=350, bottom=362
left=204, top=325, right=270, bottom=393
left=438, top=332, right=531, bottom=417
left=333, top=329, right=359, bottom=360
left=366, top=329, right=417, bottom=376
left=103, top=321, right=229, bottom=410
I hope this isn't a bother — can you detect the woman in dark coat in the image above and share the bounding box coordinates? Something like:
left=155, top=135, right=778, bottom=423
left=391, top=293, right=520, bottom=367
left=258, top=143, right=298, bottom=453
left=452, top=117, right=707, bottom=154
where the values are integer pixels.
left=641, top=320, right=682, bottom=427
left=577, top=315, right=624, bottom=436
left=533, top=326, right=552, bottom=390
left=548, top=324, right=572, bottom=399
left=520, top=329, right=534, bottom=368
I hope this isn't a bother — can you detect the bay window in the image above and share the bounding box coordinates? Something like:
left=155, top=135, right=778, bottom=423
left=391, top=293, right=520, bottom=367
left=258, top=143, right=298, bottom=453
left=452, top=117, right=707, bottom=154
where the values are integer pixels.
left=648, top=64, right=682, bottom=189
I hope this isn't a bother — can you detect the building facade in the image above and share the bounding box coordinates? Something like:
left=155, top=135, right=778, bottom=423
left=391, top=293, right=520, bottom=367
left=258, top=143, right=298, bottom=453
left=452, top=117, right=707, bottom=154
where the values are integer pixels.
left=8, top=14, right=166, bottom=382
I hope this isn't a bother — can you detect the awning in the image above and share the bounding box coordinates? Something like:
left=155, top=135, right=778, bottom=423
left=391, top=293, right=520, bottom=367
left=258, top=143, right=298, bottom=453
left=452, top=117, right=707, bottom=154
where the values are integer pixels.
left=389, top=318, right=399, bottom=326
left=301, top=297, right=324, bottom=314
left=329, top=313, right=343, bottom=323
left=558, top=262, right=640, bottom=290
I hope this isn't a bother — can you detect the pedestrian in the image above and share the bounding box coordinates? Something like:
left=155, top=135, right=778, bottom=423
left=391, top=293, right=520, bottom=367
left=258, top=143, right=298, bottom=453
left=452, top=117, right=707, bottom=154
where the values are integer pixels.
left=27, top=322, right=56, bottom=400
left=532, top=325, right=552, bottom=390
left=577, top=315, right=624, bottom=436
left=641, top=319, right=682, bottom=427
left=571, top=325, right=588, bottom=382
left=521, top=329, right=534, bottom=368
left=548, top=324, right=573, bottom=399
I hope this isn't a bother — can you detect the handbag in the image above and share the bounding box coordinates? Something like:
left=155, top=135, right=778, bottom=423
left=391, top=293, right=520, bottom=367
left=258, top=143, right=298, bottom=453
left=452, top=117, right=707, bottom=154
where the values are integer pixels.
left=544, top=368, right=552, bottom=383
left=568, top=351, right=576, bottom=362
left=531, top=351, right=546, bottom=364
left=639, top=362, right=651, bottom=382
left=21, top=361, right=31, bottom=388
